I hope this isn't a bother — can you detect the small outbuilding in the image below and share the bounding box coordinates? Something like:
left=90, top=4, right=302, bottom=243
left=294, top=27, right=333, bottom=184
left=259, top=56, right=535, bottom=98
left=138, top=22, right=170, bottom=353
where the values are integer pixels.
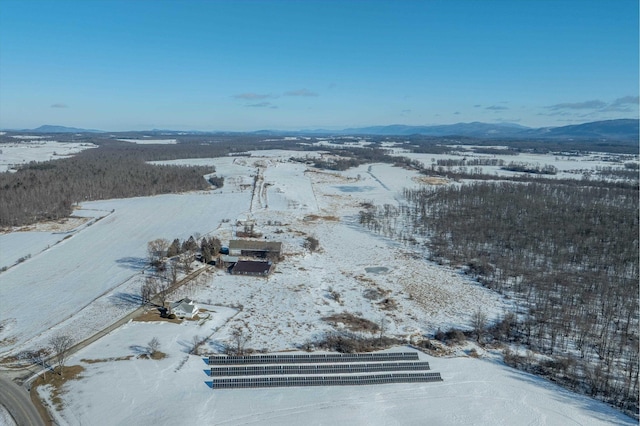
left=231, top=260, right=273, bottom=276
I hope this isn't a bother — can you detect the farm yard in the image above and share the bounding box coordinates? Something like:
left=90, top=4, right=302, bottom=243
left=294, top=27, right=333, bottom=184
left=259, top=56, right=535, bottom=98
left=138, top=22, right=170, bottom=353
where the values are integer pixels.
left=0, top=139, right=637, bottom=425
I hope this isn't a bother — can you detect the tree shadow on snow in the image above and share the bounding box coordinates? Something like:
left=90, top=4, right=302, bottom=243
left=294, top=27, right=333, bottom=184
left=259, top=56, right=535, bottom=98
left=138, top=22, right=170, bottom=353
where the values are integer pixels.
left=110, top=291, right=142, bottom=309
left=129, top=345, right=148, bottom=355
left=206, top=340, right=227, bottom=354
left=116, top=256, right=148, bottom=271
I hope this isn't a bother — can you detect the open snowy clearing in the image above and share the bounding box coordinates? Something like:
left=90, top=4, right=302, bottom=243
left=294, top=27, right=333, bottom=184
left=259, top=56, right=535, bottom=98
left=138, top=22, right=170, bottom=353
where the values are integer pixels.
left=1, top=149, right=635, bottom=424
left=40, top=320, right=634, bottom=426
left=117, top=138, right=178, bottom=144
left=0, top=140, right=97, bottom=172
left=394, top=149, right=638, bottom=180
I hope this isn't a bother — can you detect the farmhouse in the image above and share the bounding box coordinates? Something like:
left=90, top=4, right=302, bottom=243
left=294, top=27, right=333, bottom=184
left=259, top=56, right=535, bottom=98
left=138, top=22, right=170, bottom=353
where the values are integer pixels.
left=231, top=260, right=272, bottom=276
left=228, top=240, right=282, bottom=259
left=170, top=298, right=199, bottom=319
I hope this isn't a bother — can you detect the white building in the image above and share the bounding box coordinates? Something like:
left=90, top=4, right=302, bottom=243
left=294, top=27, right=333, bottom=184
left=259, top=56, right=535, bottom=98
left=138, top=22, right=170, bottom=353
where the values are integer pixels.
left=170, top=298, right=199, bottom=319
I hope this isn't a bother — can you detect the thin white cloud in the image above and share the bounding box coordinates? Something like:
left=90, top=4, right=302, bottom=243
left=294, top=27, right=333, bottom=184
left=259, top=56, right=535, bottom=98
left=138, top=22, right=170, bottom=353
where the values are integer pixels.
left=284, top=89, right=318, bottom=97
left=603, top=96, right=640, bottom=112
left=544, top=96, right=639, bottom=116
left=547, top=100, right=607, bottom=110
left=233, top=93, right=274, bottom=100
left=611, top=95, right=639, bottom=106
left=246, top=102, right=277, bottom=109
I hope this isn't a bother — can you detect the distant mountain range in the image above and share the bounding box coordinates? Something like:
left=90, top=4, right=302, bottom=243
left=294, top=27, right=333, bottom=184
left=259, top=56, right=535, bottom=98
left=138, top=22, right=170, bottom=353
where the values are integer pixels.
left=6, top=119, right=639, bottom=141
left=307, top=119, right=639, bottom=141
left=28, top=125, right=104, bottom=133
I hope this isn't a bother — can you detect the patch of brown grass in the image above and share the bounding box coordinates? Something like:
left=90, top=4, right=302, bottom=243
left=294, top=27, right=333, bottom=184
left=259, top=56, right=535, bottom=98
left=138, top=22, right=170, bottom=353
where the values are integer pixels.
left=412, top=176, right=449, bottom=185
left=150, top=351, right=167, bottom=360
left=31, top=365, right=85, bottom=411
left=323, top=313, right=379, bottom=333
left=0, top=356, right=18, bottom=365
left=353, top=274, right=376, bottom=285
left=80, top=355, right=134, bottom=364
left=303, top=214, right=340, bottom=222
left=133, top=308, right=182, bottom=324
left=0, top=335, right=18, bottom=347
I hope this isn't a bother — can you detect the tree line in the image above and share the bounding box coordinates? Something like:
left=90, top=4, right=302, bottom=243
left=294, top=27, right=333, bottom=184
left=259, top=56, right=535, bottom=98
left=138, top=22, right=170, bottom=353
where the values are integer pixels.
left=360, top=180, right=638, bottom=415
left=0, top=135, right=327, bottom=228
left=0, top=143, right=223, bottom=227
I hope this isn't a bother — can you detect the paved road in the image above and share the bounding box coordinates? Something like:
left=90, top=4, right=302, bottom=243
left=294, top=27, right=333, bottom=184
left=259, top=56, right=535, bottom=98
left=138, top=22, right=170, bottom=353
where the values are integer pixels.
left=0, top=377, right=44, bottom=426
left=0, top=265, right=212, bottom=425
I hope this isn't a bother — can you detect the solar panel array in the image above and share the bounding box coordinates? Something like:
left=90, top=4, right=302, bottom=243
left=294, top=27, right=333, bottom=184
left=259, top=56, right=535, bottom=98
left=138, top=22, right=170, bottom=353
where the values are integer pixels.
left=211, top=361, right=431, bottom=376
left=210, top=373, right=443, bottom=389
left=205, top=351, right=444, bottom=389
left=208, top=352, right=419, bottom=365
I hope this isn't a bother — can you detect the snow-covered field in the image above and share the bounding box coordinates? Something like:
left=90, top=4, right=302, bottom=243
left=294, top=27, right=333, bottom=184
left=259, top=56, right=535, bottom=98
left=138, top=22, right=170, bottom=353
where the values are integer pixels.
left=393, top=149, right=638, bottom=180
left=117, top=138, right=177, bottom=144
left=42, top=321, right=634, bottom=425
left=0, top=140, right=97, bottom=172
left=1, top=148, right=635, bottom=424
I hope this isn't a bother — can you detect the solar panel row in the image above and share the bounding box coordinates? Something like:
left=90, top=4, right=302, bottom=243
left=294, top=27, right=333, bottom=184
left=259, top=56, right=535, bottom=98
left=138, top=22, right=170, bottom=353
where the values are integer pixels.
left=211, top=361, right=431, bottom=377
left=208, top=352, right=419, bottom=365
left=211, top=373, right=443, bottom=389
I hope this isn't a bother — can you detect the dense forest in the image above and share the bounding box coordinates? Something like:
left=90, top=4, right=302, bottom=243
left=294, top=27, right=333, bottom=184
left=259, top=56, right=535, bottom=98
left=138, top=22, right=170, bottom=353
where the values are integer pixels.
left=359, top=180, right=639, bottom=414
left=0, top=143, right=219, bottom=227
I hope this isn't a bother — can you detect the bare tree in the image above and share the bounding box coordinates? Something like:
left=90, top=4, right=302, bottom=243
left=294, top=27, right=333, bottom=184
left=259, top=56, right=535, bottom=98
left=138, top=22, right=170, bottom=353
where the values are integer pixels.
left=180, top=251, right=194, bottom=274
left=229, top=327, right=250, bottom=355
left=141, top=276, right=157, bottom=306
left=191, top=335, right=206, bottom=355
left=471, top=308, right=487, bottom=344
left=378, top=317, right=387, bottom=345
left=147, top=238, right=169, bottom=268
left=49, top=334, right=73, bottom=376
left=156, top=279, right=171, bottom=312
left=147, top=337, right=160, bottom=357
left=165, top=260, right=179, bottom=286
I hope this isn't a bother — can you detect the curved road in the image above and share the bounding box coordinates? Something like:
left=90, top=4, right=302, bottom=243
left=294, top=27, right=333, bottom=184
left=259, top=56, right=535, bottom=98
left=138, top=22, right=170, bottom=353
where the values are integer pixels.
left=0, top=265, right=212, bottom=426
left=0, top=377, right=44, bottom=426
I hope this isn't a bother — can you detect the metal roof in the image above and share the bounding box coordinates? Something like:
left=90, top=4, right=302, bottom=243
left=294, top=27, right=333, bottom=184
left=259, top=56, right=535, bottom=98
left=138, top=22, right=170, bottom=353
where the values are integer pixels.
left=232, top=260, right=272, bottom=274
left=229, top=240, right=282, bottom=252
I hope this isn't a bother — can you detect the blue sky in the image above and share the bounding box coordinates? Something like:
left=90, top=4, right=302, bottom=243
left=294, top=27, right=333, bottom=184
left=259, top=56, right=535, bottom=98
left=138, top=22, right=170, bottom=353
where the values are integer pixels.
left=1, top=0, right=638, bottom=131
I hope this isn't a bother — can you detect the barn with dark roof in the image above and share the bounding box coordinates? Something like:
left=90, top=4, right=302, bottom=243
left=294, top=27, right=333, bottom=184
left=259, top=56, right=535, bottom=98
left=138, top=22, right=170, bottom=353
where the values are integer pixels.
left=231, top=260, right=273, bottom=276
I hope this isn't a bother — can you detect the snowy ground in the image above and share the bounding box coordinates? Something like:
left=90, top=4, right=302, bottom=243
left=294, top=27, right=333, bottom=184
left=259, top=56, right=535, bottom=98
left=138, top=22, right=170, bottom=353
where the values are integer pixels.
left=117, top=138, right=178, bottom=144
left=41, top=320, right=634, bottom=426
left=395, top=149, right=638, bottom=181
left=0, top=140, right=97, bottom=172
left=1, top=149, right=635, bottom=424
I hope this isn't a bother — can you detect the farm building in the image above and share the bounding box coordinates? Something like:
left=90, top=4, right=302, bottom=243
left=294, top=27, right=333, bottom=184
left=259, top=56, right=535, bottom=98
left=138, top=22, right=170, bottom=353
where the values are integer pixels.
left=228, top=240, right=282, bottom=259
left=231, top=260, right=273, bottom=276
left=219, top=255, right=239, bottom=268
left=170, top=298, right=199, bottom=319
